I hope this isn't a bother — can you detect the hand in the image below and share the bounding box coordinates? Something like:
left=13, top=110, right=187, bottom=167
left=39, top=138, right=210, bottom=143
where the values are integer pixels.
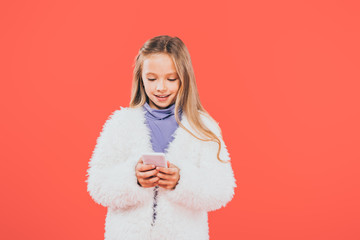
left=135, top=158, right=159, bottom=188
left=156, top=161, right=180, bottom=190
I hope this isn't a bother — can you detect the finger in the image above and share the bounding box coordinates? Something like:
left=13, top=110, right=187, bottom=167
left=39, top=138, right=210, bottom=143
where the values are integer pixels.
left=138, top=169, right=158, bottom=179
left=157, top=180, right=175, bottom=189
left=135, top=159, right=142, bottom=170
left=158, top=179, right=173, bottom=185
left=138, top=164, right=156, bottom=172
left=158, top=185, right=175, bottom=190
left=144, top=176, right=159, bottom=184
left=149, top=176, right=160, bottom=183
left=135, top=159, right=143, bottom=169
left=157, top=172, right=179, bottom=181
left=156, top=166, right=175, bottom=174
left=156, top=172, right=173, bottom=180
left=169, top=163, right=178, bottom=169
left=141, top=182, right=158, bottom=188
left=139, top=176, right=159, bottom=185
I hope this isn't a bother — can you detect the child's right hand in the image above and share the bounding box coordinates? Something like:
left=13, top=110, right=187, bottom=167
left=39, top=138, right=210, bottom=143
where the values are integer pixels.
left=135, top=158, right=159, bottom=188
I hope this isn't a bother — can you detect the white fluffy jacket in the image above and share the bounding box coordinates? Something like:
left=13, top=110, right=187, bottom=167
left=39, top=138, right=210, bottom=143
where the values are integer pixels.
left=86, top=106, right=236, bottom=240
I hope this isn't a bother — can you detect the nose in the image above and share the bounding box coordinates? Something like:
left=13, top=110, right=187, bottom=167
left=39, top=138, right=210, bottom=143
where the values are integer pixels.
left=156, top=79, right=167, bottom=91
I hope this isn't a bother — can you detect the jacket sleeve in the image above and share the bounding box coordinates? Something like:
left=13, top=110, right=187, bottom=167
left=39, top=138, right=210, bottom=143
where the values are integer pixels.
left=164, top=117, right=236, bottom=212
left=85, top=109, right=153, bottom=210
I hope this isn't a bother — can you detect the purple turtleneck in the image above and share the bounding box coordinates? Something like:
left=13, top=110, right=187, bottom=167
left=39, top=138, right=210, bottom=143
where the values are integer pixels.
left=143, top=101, right=183, bottom=153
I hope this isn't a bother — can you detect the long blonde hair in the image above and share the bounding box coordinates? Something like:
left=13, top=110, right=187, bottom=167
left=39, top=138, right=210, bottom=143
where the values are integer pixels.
left=129, top=35, right=228, bottom=163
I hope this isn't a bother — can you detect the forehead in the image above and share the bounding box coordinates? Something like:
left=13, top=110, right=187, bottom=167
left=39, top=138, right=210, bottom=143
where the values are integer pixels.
left=142, top=54, right=177, bottom=76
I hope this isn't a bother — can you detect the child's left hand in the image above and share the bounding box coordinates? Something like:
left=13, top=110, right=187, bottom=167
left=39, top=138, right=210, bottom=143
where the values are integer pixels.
left=156, top=161, right=180, bottom=190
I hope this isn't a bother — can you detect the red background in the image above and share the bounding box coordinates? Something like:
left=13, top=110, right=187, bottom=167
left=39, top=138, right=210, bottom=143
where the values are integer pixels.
left=1, top=0, right=359, bottom=239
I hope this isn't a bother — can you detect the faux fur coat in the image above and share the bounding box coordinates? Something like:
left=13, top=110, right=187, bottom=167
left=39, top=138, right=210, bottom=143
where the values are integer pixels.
left=86, top=106, right=236, bottom=240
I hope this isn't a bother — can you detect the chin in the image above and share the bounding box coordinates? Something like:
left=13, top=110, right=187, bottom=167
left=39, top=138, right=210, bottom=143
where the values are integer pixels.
left=157, top=103, right=170, bottom=109
left=152, top=99, right=173, bottom=108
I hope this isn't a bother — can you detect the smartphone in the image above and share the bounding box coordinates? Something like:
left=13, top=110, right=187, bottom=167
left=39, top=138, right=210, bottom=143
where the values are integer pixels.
left=141, top=153, right=167, bottom=168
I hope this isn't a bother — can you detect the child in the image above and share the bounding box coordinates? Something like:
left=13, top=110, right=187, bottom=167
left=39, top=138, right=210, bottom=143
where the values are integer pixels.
left=86, top=35, right=236, bottom=240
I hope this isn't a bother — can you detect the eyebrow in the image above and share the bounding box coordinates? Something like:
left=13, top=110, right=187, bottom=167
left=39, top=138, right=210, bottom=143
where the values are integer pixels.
left=145, top=72, right=177, bottom=76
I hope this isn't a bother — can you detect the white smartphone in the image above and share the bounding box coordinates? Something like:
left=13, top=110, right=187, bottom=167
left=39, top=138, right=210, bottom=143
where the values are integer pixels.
left=141, top=153, right=167, bottom=168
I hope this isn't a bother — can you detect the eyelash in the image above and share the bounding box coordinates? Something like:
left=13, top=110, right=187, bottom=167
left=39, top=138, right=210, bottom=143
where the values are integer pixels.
left=147, top=78, right=177, bottom=81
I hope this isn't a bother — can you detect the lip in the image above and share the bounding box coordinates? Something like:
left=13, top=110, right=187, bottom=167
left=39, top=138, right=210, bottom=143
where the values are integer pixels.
left=155, top=94, right=170, bottom=101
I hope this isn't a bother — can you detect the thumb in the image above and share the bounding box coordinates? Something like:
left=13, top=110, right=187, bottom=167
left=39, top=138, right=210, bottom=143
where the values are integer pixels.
left=136, top=158, right=143, bottom=170
left=167, top=161, right=170, bottom=168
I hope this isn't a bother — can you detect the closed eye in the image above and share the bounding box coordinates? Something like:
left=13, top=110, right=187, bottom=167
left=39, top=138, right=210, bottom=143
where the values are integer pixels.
left=147, top=78, right=177, bottom=81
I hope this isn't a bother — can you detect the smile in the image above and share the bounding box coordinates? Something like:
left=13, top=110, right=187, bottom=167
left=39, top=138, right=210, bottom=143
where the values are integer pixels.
left=155, top=94, right=170, bottom=102
left=155, top=94, right=170, bottom=98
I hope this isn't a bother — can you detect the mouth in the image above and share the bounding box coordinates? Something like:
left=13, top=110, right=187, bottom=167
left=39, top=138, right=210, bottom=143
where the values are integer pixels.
left=154, top=94, right=170, bottom=101
left=155, top=94, right=170, bottom=98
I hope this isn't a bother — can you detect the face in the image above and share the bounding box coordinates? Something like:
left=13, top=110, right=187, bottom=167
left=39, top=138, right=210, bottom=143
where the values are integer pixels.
left=141, top=53, right=180, bottom=110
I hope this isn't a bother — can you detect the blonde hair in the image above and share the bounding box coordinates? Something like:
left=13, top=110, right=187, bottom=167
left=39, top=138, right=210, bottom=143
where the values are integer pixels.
left=129, top=35, right=228, bottom=163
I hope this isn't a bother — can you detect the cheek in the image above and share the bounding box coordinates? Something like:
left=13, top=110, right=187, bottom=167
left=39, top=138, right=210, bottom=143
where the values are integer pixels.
left=171, top=82, right=180, bottom=93
left=143, top=81, right=152, bottom=92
